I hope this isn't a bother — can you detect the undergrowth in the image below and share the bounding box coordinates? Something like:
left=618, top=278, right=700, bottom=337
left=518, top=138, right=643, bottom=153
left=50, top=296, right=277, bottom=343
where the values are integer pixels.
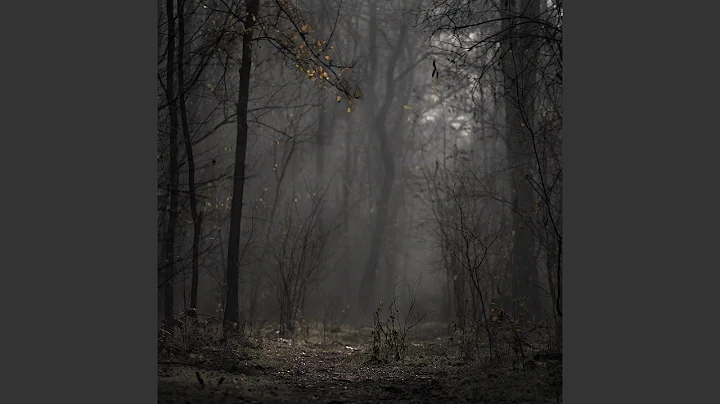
left=446, top=300, right=560, bottom=371
left=370, top=294, right=427, bottom=363
left=158, top=314, right=258, bottom=363
left=370, top=299, right=406, bottom=363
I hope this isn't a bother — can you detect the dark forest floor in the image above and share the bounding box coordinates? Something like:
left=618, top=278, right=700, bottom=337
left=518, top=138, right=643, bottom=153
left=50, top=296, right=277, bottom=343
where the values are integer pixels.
left=158, top=323, right=561, bottom=403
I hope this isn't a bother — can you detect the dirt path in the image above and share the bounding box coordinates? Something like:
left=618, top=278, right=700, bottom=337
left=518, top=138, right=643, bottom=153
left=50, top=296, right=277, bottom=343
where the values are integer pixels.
left=158, top=337, right=561, bottom=403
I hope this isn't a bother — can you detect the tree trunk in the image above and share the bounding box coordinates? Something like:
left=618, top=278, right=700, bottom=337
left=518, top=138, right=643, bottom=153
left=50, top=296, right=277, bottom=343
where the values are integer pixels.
left=177, top=0, right=203, bottom=313
left=339, top=113, right=355, bottom=311
left=189, top=212, right=202, bottom=309
left=502, top=0, right=541, bottom=318
left=314, top=98, right=329, bottom=273
left=358, top=11, right=408, bottom=314
left=382, top=181, right=405, bottom=300
left=224, top=0, right=260, bottom=333
left=163, top=0, right=180, bottom=333
left=380, top=46, right=414, bottom=302
left=556, top=201, right=562, bottom=321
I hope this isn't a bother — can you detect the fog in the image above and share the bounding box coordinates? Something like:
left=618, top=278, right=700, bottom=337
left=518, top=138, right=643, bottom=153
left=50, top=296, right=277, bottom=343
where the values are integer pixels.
left=158, top=0, right=561, bottom=365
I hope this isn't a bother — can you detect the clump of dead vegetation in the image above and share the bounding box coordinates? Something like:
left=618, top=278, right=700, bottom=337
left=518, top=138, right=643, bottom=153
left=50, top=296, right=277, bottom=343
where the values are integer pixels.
left=369, top=285, right=427, bottom=364
left=158, top=309, right=261, bottom=366
left=443, top=297, right=561, bottom=374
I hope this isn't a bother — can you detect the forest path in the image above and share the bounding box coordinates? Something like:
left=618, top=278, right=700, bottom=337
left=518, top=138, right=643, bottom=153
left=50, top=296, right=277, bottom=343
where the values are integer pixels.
left=158, top=332, right=561, bottom=403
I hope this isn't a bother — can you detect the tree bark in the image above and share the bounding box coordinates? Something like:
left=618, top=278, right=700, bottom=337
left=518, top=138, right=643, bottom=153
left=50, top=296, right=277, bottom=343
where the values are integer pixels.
left=177, top=0, right=203, bottom=313
left=502, top=0, right=541, bottom=317
left=163, top=0, right=180, bottom=333
left=224, top=0, right=260, bottom=333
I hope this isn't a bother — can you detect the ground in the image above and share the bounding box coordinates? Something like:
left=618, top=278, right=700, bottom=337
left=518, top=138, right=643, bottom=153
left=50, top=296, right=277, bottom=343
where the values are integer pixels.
left=158, top=323, right=561, bottom=403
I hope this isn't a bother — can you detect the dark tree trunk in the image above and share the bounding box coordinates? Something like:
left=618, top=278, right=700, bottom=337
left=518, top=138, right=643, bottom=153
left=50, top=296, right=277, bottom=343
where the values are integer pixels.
left=340, top=113, right=356, bottom=310
left=380, top=47, right=413, bottom=302
left=358, top=11, right=408, bottom=313
left=382, top=182, right=404, bottom=301
left=224, top=0, right=260, bottom=333
left=177, top=0, right=203, bottom=313
left=315, top=102, right=328, bottom=234
left=163, top=0, right=180, bottom=333
left=503, top=0, right=541, bottom=318
left=189, top=212, right=202, bottom=309
left=554, top=182, right=563, bottom=349
left=453, top=256, right=467, bottom=331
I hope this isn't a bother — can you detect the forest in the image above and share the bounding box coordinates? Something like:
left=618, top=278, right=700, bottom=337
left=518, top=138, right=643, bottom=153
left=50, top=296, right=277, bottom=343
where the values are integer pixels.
left=157, top=0, right=562, bottom=402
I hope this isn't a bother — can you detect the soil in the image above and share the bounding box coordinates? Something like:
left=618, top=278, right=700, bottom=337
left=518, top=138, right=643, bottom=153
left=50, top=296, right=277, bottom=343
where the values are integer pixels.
left=158, top=324, right=562, bottom=403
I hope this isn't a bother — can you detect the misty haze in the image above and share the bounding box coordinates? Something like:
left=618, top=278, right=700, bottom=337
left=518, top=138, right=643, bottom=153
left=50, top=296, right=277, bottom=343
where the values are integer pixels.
left=158, top=0, right=562, bottom=402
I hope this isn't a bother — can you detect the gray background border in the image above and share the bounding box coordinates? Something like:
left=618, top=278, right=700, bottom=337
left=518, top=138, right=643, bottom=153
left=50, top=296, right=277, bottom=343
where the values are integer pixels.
left=3, top=0, right=157, bottom=402
left=2, top=0, right=716, bottom=402
left=565, top=0, right=718, bottom=402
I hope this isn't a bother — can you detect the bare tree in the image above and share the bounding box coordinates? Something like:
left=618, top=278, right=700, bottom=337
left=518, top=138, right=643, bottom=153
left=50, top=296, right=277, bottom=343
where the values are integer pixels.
left=224, top=0, right=260, bottom=333
left=161, top=0, right=181, bottom=333
left=418, top=0, right=563, bottom=351
left=220, top=0, right=360, bottom=333
left=177, top=0, right=203, bottom=313
left=268, top=180, right=338, bottom=335
left=358, top=0, right=412, bottom=314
